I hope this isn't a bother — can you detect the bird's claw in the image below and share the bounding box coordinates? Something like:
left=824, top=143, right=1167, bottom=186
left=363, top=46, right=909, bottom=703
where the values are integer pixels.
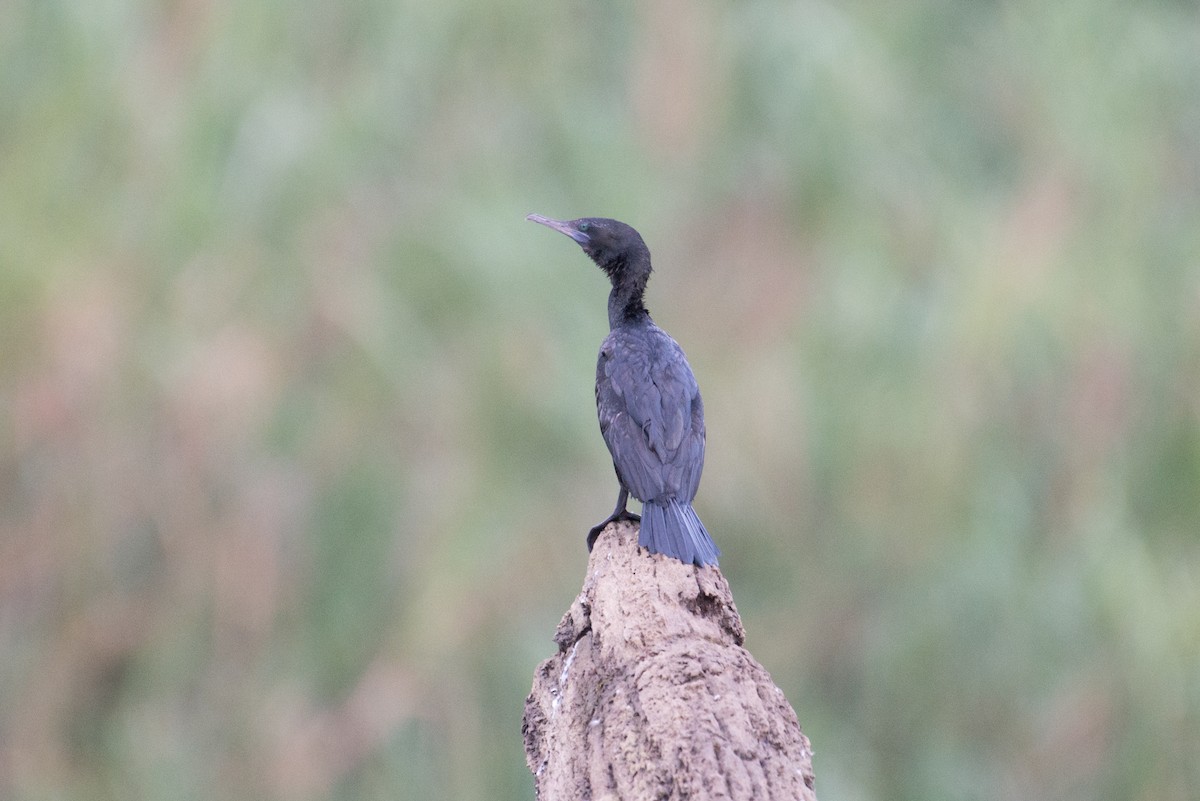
left=586, top=511, right=641, bottom=551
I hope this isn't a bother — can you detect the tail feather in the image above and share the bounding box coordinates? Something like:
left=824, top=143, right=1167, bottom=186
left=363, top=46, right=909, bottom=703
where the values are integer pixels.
left=639, top=499, right=720, bottom=567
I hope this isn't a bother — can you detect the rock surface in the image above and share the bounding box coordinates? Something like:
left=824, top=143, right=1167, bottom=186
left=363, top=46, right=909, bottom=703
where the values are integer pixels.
left=523, top=520, right=817, bottom=800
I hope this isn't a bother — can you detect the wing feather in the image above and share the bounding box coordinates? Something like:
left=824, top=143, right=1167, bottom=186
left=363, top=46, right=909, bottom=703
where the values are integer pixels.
left=596, top=325, right=705, bottom=504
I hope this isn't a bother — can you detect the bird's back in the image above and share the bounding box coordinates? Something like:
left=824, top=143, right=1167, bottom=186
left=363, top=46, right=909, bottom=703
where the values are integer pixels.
left=595, top=319, right=705, bottom=505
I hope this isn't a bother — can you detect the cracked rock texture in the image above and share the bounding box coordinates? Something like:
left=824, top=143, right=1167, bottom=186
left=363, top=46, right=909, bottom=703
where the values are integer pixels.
left=523, top=521, right=817, bottom=801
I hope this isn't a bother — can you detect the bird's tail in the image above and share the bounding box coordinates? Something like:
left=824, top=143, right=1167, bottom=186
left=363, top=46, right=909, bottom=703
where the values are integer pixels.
left=639, top=499, right=720, bottom=567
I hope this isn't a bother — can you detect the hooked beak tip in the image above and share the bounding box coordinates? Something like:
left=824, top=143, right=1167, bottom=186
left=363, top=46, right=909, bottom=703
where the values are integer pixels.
left=526, top=213, right=590, bottom=245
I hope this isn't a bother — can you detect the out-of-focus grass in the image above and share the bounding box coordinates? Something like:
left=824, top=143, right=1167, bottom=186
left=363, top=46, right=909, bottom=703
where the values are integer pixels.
left=2, top=1, right=1198, bottom=800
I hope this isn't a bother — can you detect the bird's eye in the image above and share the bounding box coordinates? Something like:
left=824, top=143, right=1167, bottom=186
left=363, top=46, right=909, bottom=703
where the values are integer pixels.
left=578, top=221, right=591, bottom=232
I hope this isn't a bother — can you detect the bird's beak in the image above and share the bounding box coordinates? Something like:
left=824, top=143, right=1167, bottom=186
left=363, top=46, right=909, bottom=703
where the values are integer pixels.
left=526, top=213, right=591, bottom=245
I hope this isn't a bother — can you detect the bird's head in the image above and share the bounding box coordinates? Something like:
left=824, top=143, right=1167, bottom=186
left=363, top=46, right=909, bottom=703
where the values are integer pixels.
left=526, top=214, right=651, bottom=283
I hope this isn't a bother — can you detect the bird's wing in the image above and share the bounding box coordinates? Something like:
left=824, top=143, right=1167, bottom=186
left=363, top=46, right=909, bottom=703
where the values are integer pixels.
left=596, top=328, right=705, bottom=503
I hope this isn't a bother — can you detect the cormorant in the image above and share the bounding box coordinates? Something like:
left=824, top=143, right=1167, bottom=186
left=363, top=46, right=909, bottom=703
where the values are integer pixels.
left=526, top=213, right=720, bottom=567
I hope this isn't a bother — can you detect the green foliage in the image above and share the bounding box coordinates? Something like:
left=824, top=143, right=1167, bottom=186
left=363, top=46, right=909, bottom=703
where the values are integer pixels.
left=2, top=0, right=1198, bottom=799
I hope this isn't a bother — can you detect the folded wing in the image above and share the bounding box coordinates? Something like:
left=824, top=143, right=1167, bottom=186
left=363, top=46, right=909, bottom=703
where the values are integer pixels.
left=596, top=326, right=705, bottom=505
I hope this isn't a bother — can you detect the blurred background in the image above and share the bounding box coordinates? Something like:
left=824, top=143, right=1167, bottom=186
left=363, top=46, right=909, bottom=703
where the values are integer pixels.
left=2, top=0, right=1198, bottom=799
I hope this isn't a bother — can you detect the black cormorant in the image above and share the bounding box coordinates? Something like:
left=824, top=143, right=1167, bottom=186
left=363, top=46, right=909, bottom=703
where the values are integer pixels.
left=527, top=214, right=719, bottom=567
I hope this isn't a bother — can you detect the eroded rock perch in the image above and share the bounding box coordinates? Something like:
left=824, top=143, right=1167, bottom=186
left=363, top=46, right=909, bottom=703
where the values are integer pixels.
left=523, top=521, right=817, bottom=801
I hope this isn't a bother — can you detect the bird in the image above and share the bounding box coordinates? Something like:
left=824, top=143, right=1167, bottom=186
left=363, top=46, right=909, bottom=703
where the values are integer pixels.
left=526, top=213, right=720, bottom=567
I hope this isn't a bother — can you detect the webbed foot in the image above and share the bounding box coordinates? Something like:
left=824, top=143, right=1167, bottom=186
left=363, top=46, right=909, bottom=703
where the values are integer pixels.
left=586, top=509, right=640, bottom=551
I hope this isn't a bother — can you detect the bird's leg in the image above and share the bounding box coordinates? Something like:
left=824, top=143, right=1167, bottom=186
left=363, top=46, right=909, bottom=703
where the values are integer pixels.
left=587, top=487, right=640, bottom=551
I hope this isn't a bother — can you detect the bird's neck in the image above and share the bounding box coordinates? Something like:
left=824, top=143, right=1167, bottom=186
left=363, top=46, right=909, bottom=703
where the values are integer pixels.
left=607, top=281, right=650, bottom=329
left=603, top=253, right=651, bottom=329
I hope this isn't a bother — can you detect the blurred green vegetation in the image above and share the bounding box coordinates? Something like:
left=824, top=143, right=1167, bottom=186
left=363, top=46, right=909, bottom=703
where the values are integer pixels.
left=2, top=0, right=1198, bottom=799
